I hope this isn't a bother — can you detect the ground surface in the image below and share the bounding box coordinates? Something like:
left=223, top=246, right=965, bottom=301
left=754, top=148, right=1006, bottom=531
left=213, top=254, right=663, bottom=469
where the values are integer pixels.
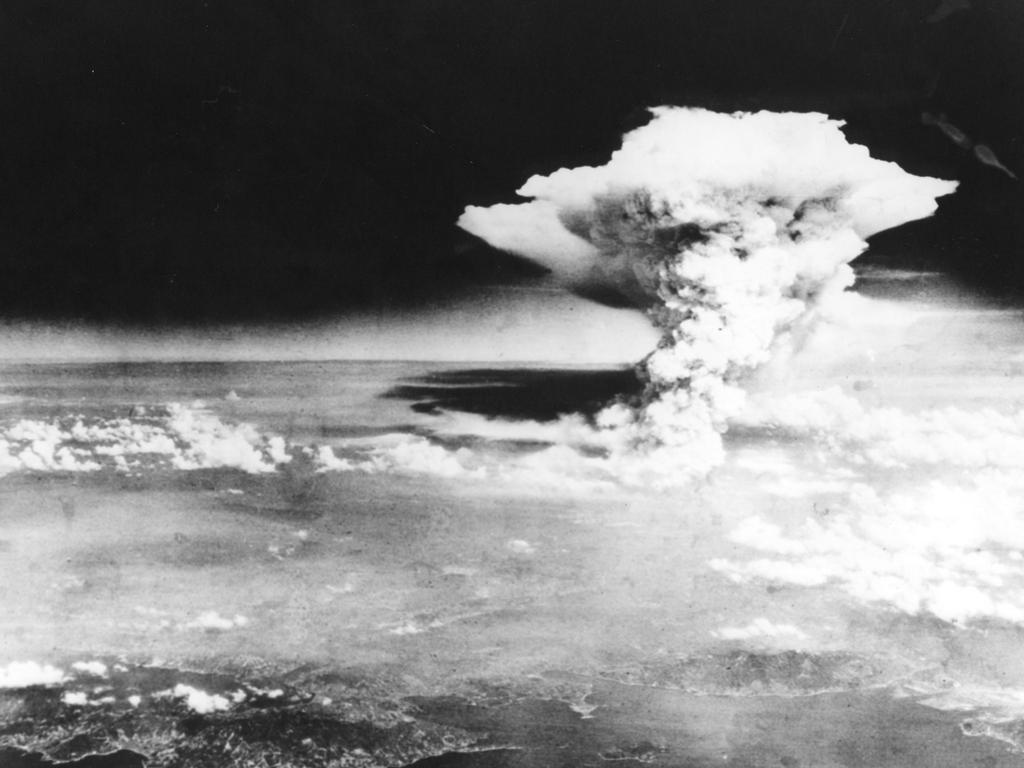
left=4, top=274, right=1024, bottom=766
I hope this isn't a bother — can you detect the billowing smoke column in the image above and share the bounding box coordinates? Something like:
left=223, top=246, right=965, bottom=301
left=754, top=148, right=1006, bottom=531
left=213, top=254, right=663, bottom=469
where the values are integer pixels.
left=459, top=108, right=957, bottom=480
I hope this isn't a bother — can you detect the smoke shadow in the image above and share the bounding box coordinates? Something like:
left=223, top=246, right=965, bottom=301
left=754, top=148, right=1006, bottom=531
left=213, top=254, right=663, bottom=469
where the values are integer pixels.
left=382, top=368, right=642, bottom=422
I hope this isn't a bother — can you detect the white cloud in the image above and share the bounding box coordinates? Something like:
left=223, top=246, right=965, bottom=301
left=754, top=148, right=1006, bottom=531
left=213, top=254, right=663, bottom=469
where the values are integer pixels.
left=506, top=539, right=536, bottom=555
left=713, top=472, right=1024, bottom=625
left=171, top=684, right=233, bottom=714
left=388, top=621, right=427, bottom=636
left=364, top=434, right=483, bottom=478
left=71, top=660, right=108, bottom=677
left=737, top=387, right=1024, bottom=470
left=312, top=444, right=353, bottom=472
left=712, top=618, right=809, bottom=642
left=0, top=404, right=294, bottom=476
left=319, top=433, right=485, bottom=479
left=0, top=661, right=66, bottom=688
left=459, top=108, right=956, bottom=483
left=184, top=611, right=249, bottom=631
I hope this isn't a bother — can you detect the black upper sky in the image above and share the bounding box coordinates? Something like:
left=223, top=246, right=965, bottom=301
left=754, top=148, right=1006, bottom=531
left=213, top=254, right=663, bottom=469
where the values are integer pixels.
left=1, top=0, right=1021, bottom=323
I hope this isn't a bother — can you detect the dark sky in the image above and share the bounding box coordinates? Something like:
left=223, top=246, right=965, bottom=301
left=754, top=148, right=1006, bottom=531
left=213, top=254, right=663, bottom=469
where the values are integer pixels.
left=1, top=0, right=1022, bottom=323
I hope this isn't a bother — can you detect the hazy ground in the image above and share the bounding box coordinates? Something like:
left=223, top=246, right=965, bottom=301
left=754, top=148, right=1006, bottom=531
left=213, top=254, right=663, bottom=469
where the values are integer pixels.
left=3, top=272, right=1024, bottom=767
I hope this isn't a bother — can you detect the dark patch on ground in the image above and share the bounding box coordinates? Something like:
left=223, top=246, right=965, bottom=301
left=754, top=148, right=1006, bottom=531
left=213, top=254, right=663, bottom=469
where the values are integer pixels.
left=382, top=368, right=642, bottom=422
left=3, top=657, right=1023, bottom=768
left=0, top=662, right=482, bottom=768
left=0, top=468, right=260, bottom=497
left=403, top=749, right=524, bottom=768
left=0, top=746, right=146, bottom=768
left=66, top=536, right=263, bottom=572
left=317, top=424, right=426, bottom=440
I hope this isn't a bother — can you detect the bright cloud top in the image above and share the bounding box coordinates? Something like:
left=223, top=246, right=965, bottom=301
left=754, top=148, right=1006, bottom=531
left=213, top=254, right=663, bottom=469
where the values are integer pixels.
left=712, top=472, right=1024, bottom=626
left=0, top=404, right=290, bottom=475
left=712, top=381, right=1024, bottom=627
left=459, top=108, right=956, bottom=480
left=738, top=387, right=1024, bottom=469
left=0, top=404, right=489, bottom=482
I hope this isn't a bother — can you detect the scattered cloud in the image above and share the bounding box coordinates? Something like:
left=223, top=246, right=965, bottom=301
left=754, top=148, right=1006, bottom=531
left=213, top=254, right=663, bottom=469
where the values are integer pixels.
left=0, top=661, right=66, bottom=688
left=712, top=618, right=809, bottom=642
left=713, top=472, right=1024, bottom=625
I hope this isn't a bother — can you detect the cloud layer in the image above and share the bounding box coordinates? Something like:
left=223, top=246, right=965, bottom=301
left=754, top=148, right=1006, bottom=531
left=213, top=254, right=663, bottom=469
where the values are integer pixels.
left=713, top=384, right=1024, bottom=626
left=0, top=404, right=289, bottom=475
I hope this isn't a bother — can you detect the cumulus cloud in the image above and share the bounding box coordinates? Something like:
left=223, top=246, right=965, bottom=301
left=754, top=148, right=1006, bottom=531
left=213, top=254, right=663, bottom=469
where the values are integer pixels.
left=721, top=365, right=1024, bottom=622
left=737, top=387, right=1024, bottom=469
left=0, top=661, right=66, bottom=688
left=314, top=433, right=484, bottom=479
left=712, top=472, right=1024, bottom=625
left=165, top=405, right=281, bottom=473
left=71, top=660, right=109, bottom=677
left=184, top=611, right=250, bottom=631
left=0, top=401, right=548, bottom=487
left=0, top=404, right=294, bottom=476
left=326, top=360, right=1024, bottom=490
left=712, top=618, right=809, bottom=642
left=312, top=444, right=354, bottom=472
left=170, top=684, right=234, bottom=714
left=363, top=434, right=482, bottom=478
left=61, top=691, right=88, bottom=706
left=506, top=539, right=536, bottom=555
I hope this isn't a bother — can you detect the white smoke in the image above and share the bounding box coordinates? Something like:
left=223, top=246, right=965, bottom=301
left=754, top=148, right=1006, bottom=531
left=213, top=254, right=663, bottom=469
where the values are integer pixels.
left=459, top=108, right=957, bottom=479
